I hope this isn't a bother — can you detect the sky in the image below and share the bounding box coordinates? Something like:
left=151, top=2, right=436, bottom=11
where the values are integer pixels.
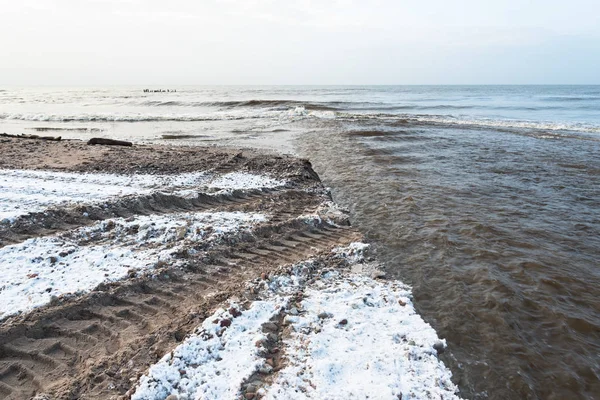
left=1, top=0, right=599, bottom=85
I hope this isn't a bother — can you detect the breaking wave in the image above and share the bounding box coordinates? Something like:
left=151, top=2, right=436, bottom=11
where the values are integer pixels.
left=0, top=113, right=248, bottom=122
left=0, top=112, right=274, bottom=123
left=3, top=108, right=599, bottom=136
left=412, top=115, right=600, bottom=134
left=0, top=106, right=327, bottom=123
left=137, top=99, right=341, bottom=111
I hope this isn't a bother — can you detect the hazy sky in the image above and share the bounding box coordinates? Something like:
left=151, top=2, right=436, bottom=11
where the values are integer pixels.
left=1, top=0, right=599, bottom=85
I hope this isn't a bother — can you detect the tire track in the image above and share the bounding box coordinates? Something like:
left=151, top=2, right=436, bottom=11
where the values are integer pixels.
left=0, top=219, right=360, bottom=399
left=1, top=188, right=320, bottom=249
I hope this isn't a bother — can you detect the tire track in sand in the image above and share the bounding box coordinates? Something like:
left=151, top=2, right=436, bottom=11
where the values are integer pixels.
left=0, top=211, right=360, bottom=399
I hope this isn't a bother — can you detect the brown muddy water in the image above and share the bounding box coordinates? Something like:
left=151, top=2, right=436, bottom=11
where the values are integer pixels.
left=298, top=120, right=600, bottom=400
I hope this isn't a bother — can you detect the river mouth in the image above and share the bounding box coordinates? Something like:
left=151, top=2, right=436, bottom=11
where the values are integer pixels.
left=3, top=85, right=600, bottom=399
left=297, top=119, right=600, bottom=400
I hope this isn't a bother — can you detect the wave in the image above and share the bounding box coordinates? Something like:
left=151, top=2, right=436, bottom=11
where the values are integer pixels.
left=135, top=100, right=496, bottom=112
left=220, top=99, right=339, bottom=110
left=0, top=112, right=266, bottom=123
left=161, top=134, right=209, bottom=140
left=346, top=104, right=599, bottom=112
left=543, top=96, right=600, bottom=102
left=413, top=115, right=600, bottom=134
left=334, top=112, right=600, bottom=135
left=137, top=99, right=341, bottom=111
left=3, top=105, right=598, bottom=137
left=29, top=127, right=103, bottom=132
left=416, top=105, right=474, bottom=110
left=0, top=106, right=320, bottom=123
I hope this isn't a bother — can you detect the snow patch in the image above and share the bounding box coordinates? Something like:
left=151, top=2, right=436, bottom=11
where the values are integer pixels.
left=205, top=172, right=286, bottom=192
left=132, top=301, right=284, bottom=400
left=267, top=273, right=460, bottom=400
left=132, top=245, right=463, bottom=400
left=0, top=169, right=286, bottom=222
left=295, top=201, right=350, bottom=228
left=0, top=211, right=266, bottom=320
left=332, top=241, right=370, bottom=264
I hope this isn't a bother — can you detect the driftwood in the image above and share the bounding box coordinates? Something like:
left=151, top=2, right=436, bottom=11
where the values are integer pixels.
left=87, top=138, right=133, bottom=147
left=0, top=133, right=61, bottom=141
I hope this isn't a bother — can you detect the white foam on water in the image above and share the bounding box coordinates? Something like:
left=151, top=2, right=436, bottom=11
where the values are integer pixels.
left=0, top=108, right=308, bottom=123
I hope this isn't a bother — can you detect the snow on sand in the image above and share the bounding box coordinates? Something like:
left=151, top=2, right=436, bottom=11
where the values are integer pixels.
left=0, top=169, right=286, bottom=222
left=0, top=210, right=267, bottom=320
left=0, top=167, right=287, bottom=320
left=132, top=244, right=463, bottom=400
left=132, top=301, right=284, bottom=400
left=266, top=273, right=459, bottom=400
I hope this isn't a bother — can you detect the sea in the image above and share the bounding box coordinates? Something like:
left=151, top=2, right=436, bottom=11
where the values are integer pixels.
left=1, top=85, right=599, bottom=399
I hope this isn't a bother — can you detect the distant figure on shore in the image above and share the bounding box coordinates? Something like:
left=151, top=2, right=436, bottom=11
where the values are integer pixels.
left=143, top=89, right=176, bottom=93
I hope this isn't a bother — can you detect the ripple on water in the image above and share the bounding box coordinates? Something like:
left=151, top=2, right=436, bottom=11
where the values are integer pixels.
left=298, top=120, right=600, bottom=400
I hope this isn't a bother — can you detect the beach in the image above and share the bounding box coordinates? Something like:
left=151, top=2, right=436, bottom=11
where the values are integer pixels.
left=1, top=85, right=599, bottom=400
left=3, top=0, right=600, bottom=396
left=0, top=137, right=461, bottom=399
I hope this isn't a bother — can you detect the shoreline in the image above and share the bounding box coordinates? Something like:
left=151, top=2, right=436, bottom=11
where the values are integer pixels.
left=0, top=137, right=462, bottom=399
